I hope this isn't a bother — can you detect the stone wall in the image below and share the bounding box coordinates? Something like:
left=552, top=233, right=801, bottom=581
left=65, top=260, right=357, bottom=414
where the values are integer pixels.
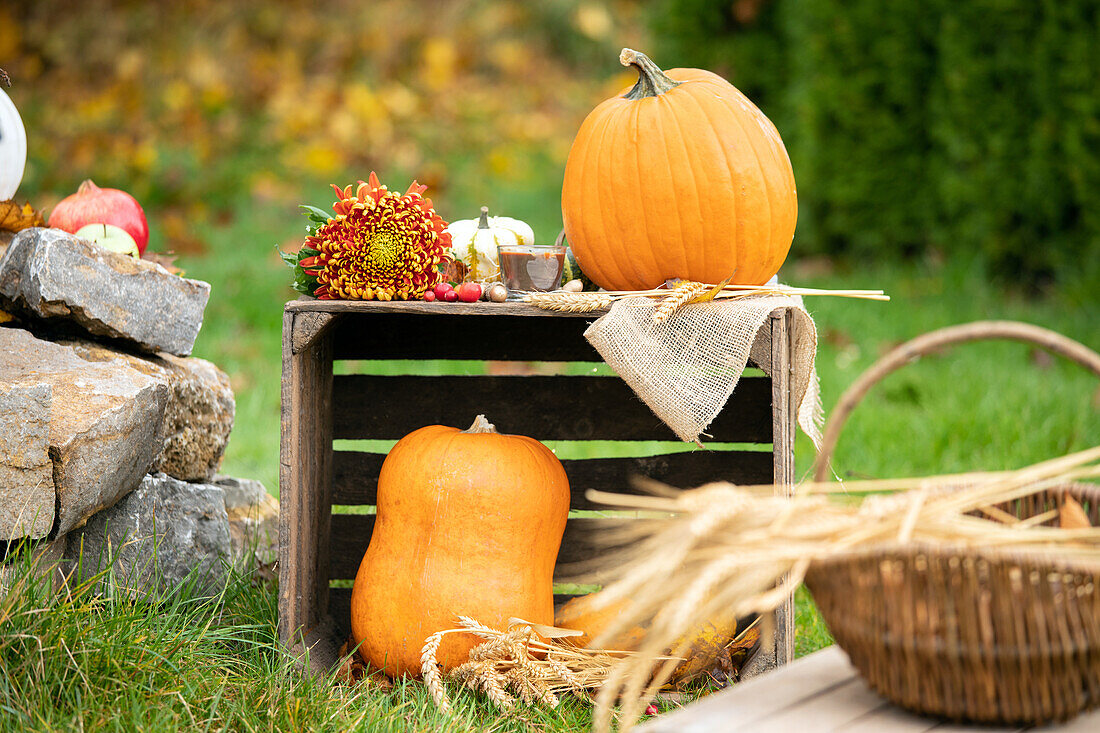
left=0, top=227, right=277, bottom=594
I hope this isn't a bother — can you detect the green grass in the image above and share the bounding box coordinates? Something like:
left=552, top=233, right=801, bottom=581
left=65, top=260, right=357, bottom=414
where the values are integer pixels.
left=0, top=548, right=602, bottom=732
left=3, top=200, right=1095, bottom=729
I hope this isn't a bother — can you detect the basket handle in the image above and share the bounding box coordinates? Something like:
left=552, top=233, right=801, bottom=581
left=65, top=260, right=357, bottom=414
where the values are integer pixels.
left=812, top=320, right=1100, bottom=482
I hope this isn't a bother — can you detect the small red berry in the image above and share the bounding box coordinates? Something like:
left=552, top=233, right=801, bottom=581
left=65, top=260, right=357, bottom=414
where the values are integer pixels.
left=433, top=283, right=453, bottom=300
left=645, top=704, right=658, bottom=716
left=457, top=282, right=482, bottom=302
left=443, top=289, right=458, bottom=302
left=423, top=290, right=436, bottom=302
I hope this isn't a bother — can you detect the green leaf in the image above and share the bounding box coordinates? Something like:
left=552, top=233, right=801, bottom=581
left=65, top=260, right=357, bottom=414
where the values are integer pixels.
left=299, top=205, right=331, bottom=225
left=276, top=244, right=321, bottom=296
left=275, top=245, right=298, bottom=268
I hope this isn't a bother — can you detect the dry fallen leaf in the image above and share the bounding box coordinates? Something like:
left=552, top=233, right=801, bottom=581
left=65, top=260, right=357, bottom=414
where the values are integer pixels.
left=1060, top=495, right=1092, bottom=529
left=250, top=554, right=277, bottom=587
left=0, top=200, right=46, bottom=233
left=141, top=251, right=184, bottom=276
left=334, top=636, right=393, bottom=690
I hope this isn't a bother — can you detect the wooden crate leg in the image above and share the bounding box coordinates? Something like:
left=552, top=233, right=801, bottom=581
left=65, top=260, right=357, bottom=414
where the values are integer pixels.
left=279, top=310, right=338, bottom=670
left=744, top=310, right=797, bottom=677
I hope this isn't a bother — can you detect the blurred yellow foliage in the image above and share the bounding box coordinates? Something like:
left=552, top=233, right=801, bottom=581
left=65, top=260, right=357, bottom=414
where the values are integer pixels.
left=420, top=37, right=458, bottom=91
left=574, top=4, right=614, bottom=39
left=0, top=9, right=18, bottom=60
left=6, top=0, right=647, bottom=226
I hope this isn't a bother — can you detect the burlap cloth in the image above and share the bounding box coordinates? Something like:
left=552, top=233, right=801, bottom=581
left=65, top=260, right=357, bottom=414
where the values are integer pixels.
left=584, top=295, right=823, bottom=447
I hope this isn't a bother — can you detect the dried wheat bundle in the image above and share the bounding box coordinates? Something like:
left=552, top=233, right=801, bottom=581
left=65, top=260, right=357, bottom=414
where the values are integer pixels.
left=574, top=447, right=1100, bottom=732
left=420, top=616, right=639, bottom=715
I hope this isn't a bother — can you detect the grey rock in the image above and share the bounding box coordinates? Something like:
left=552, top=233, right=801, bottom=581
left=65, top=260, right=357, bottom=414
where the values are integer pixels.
left=0, top=327, right=169, bottom=537
left=0, top=227, right=210, bottom=356
left=67, top=473, right=230, bottom=596
left=152, top=353, right=234, bottom=481
left=215, top=475, right=267, bottom=510
left=63, top=340, right=235, bottom=482
left=215, top=475, right=279, bottom=561
left=0, top=381, right=54, bottom=539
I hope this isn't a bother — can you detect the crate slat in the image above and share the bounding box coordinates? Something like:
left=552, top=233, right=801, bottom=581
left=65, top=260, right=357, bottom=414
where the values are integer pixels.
left=328, top=513, right=633, bottom=581
left=332, top=312, right=601, bottom=362
left=289, top=298, right=600, bottom=318
left=332, top=375, right=773, bottom=442
left=333, top=449, right=774, bottom=508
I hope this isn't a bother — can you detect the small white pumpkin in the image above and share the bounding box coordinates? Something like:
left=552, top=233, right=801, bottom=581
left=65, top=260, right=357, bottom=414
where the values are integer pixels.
left=0, top=88, right=27, bottom=200
left=445, top=206, right=534, bottom=282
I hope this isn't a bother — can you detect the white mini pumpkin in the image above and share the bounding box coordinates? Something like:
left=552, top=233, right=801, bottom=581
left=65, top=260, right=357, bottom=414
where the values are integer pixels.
left=0, top=88, right=27, bottom=200
left=445, top=207, right=534, bottom=282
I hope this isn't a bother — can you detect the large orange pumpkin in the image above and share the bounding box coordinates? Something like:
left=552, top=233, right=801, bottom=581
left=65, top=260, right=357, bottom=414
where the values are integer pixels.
left=561, top=48, right=797, bottom=291
left=349, top=415, right=570, bottom=677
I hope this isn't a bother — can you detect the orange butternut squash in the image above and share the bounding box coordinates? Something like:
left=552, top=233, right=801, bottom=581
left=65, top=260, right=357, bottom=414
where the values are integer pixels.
left=349, top=415, right=570, bottom=677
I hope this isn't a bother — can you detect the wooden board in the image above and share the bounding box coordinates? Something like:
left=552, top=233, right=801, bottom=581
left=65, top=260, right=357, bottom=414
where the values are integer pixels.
left=287, top=297, right=605, bottom=318
left=327, top=512, right=637, bottom=581
left=331, top=374, right=773, bottom=443
left=279, top=311, right=336, bottom=648
left=763, top=309, right=798, bottom=671
left=637, top=646, right=1050, bottom=732
left=332, top=449, right=775, bottom=509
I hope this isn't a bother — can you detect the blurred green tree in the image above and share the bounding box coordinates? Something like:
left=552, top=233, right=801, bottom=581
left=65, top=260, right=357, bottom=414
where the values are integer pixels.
left=651, top=0, right=1100, bottom=287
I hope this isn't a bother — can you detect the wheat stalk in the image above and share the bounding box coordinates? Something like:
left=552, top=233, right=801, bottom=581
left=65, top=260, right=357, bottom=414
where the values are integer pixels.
left=420, top=630, right=451, bottom=714
left=652, top=281, right=709, bottom=323
left=523, top=292, right=615, bottom=312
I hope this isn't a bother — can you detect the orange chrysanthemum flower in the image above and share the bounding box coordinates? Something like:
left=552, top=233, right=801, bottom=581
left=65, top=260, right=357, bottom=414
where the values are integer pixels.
left=298, top=172, right=452, bottom=300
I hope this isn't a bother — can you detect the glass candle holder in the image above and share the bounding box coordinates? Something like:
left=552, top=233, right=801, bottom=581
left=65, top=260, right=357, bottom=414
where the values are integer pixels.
left=496, top=243, right=567, bottom=293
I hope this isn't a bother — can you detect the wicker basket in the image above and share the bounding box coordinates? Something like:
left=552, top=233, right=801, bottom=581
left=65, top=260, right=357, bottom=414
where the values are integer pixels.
left=804, top=321, right=1100, bottom=725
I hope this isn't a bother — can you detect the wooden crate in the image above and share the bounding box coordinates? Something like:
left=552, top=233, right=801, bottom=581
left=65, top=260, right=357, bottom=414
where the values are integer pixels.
left=280, top=298, right=797, bottom=676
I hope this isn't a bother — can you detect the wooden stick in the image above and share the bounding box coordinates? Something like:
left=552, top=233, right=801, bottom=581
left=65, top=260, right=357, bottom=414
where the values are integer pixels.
left=602, top=286, right=890, bottom=301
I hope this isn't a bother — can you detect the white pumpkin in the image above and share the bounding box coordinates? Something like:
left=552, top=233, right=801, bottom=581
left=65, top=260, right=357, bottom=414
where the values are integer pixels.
left=445, top=207, right=534, bottom=282
left=0, top=88, right=27, bottom=200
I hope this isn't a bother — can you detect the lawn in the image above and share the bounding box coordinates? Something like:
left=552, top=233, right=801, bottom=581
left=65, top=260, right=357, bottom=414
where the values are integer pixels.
left=3, top=198, right=1093, bottom=730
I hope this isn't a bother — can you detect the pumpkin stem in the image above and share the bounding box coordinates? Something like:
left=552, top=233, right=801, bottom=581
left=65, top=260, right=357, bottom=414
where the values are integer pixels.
left=463, top=414, right=498, bottom=434
left=478, top=206, right=489, bottom=230
left=620, top=48, right=681, bottom=100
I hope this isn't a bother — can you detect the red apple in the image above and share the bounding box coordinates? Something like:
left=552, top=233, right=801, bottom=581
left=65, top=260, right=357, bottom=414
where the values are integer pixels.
left=48, top=179, right=150, bottom=254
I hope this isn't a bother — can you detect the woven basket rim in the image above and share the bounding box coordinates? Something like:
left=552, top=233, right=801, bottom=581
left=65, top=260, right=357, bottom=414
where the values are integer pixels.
left=808, top=539, right=1100, bottom=576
